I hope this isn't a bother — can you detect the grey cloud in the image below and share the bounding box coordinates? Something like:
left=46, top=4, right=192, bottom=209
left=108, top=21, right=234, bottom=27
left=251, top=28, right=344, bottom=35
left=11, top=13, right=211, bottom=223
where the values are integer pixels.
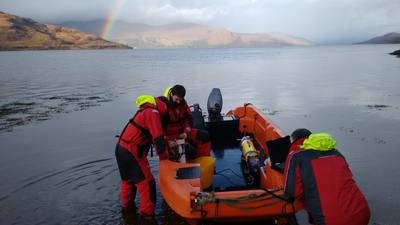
left=0, top=0, right=111, bottom=22
left=141, top=4, right=227, bottom=23
left=1, top=0, right=399, bottom=43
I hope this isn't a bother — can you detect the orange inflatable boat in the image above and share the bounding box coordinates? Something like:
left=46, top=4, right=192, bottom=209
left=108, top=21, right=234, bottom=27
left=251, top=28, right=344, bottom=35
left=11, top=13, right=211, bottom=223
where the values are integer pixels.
left=159, top=89, right=304, bottom=224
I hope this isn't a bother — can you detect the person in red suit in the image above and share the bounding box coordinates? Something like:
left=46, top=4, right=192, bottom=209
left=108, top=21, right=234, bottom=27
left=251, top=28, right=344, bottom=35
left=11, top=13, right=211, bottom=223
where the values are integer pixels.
left=289, top=128, right=312, bottom=153
left=115, top=95, right=168, bottom=216
left=284, top=131, right=370, bottom=225
left=156, top=85, right=211, bottom=159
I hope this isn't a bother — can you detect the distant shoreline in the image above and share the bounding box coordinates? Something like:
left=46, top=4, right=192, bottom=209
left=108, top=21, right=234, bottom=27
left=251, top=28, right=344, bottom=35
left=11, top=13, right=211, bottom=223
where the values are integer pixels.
left=0, top=46, right=133, bottom=52
left=2, top=43, right=400, bottom=52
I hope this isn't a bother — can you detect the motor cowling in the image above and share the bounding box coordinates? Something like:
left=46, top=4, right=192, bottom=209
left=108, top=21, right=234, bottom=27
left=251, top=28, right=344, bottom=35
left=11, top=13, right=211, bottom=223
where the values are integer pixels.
left=207, top=88, right=223, bottom=121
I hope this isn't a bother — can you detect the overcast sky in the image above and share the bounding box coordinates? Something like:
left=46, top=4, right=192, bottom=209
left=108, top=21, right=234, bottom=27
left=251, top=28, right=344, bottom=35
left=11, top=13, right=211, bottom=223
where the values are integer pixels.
left=1, top=0, right=400, bottom=43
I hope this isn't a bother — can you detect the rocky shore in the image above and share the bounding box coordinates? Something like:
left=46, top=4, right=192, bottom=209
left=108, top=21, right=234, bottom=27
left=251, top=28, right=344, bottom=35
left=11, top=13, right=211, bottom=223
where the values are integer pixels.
left=389, top=49, right=400, bottom=57
left=0, top=11, right=131, bottom=51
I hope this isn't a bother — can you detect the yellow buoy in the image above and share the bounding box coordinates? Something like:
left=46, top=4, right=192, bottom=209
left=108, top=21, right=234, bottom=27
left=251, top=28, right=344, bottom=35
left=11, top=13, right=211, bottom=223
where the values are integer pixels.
left=191, top=156, right=215, bottom=189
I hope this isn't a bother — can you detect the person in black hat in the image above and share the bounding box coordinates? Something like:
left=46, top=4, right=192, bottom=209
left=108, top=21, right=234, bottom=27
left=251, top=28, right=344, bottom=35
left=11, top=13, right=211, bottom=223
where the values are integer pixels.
left=156, top=85, right=211, bottom=160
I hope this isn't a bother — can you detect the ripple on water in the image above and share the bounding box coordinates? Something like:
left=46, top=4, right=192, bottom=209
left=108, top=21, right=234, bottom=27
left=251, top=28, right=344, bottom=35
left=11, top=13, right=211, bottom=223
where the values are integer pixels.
left=0, top=92, right=117, bottom=132
left=0, top=158, right=126, bottom=224
left=1, top=158, right=114, bottom=201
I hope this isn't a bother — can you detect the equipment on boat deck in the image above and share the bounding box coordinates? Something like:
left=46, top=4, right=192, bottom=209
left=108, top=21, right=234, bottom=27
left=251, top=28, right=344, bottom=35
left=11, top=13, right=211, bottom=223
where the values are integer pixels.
left=169, top=138, right=215, bottom=189
left=189, top=156, right=215, bottom=189
left=191, top=103, right=205, bottom=130
left=204, top=88, right=240, bottom=146
left=207, top=88, right=223, bottom=121
left=240, top=136, right=261, bottom=186
left=266, top=136, right=291, bottom=173
left=170, top=139, right=215, bottom=189
left=168, top=138, right=187, bottom=162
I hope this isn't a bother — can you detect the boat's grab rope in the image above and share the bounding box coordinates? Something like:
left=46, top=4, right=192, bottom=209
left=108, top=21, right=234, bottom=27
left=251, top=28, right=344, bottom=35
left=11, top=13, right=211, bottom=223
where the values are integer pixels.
left=193, top=189, right=287, bottom=210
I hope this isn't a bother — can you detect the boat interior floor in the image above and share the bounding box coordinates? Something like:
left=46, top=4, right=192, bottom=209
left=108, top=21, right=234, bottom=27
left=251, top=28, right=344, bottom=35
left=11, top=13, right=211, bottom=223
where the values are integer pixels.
left=209, top=140, right=266, bottom=192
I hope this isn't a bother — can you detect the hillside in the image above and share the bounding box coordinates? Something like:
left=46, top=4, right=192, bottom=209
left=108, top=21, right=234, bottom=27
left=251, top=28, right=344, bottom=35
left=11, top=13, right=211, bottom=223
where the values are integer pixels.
left=0, top=12, right=131, bottom=51
left=358, top=32, right=400, bottom=44
left=61, top=20, right=312, bottom=49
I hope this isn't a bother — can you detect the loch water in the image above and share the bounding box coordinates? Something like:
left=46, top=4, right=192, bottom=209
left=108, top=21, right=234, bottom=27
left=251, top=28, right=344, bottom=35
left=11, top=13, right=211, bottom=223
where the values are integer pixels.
left=1, top=45, right=400, bottom=225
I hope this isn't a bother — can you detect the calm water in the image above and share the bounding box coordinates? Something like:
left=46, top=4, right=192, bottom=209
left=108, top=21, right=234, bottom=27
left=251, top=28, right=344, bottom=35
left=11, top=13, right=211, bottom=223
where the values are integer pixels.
left=0, top=45, right=399, bottom=225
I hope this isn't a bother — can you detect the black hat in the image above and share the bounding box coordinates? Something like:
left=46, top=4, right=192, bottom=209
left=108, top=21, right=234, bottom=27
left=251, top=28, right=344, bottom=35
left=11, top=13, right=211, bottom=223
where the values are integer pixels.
left=171, top=85, right=186, bottom=98
left=291, top=128, right=312, bottom=142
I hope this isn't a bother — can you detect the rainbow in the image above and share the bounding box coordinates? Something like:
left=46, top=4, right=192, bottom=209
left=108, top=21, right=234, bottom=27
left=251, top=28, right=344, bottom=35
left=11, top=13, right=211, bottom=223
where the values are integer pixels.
left=101, top=0, right=126, bottom=40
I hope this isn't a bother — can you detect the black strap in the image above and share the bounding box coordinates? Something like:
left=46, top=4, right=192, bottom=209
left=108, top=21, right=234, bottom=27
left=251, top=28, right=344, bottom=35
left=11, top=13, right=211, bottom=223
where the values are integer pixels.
left=116, top=119, right=132, bottom=142
left=117, top=108, right=151, bottom=143
left=129, top=118, right=151, bottom=139
left=116, top=108, right=156, bottom=158
left=137, top=142, right=152, bottom=158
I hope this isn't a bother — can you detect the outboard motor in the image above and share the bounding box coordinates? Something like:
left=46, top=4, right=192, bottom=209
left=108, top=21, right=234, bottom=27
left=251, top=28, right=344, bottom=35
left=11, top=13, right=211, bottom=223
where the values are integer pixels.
left=207, top=88, right=223, bottom=121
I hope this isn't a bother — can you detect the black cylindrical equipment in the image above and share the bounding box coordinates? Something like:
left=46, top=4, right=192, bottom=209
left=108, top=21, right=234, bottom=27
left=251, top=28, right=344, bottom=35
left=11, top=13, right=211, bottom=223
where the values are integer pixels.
left=191, top=103, right=205, bottom=130
left=207, top=88, right=223, bottom=121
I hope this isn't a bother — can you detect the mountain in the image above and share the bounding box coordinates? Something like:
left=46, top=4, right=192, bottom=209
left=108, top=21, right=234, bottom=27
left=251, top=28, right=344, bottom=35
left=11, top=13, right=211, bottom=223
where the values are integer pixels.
left=60, top=20, right=312, bottom=49
left=0, top=12, right=131, bottom=51
left=358, top=32, right=400, bottom=44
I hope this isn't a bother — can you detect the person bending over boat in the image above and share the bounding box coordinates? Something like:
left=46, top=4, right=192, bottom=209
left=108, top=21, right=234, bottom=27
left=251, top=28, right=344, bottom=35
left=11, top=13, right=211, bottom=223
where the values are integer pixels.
left=289, top=128, right=312, bottom=153
left=284, top=132, right=370, bottom=225
left=156, top=85, right=211, bottom=160
left=115, top=95, right=168, bottom=216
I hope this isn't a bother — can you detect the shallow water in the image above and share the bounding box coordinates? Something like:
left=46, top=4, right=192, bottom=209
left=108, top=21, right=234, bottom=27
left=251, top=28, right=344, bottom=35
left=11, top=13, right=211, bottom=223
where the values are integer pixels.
left=0, top=45, right=400, bottom=225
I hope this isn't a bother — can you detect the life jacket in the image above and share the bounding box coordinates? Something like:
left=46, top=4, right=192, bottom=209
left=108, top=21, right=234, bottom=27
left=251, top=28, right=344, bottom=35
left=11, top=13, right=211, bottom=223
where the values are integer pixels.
left=156, top=96, right=192, bottom=137
left=117, top=106, right=154, bottom=156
